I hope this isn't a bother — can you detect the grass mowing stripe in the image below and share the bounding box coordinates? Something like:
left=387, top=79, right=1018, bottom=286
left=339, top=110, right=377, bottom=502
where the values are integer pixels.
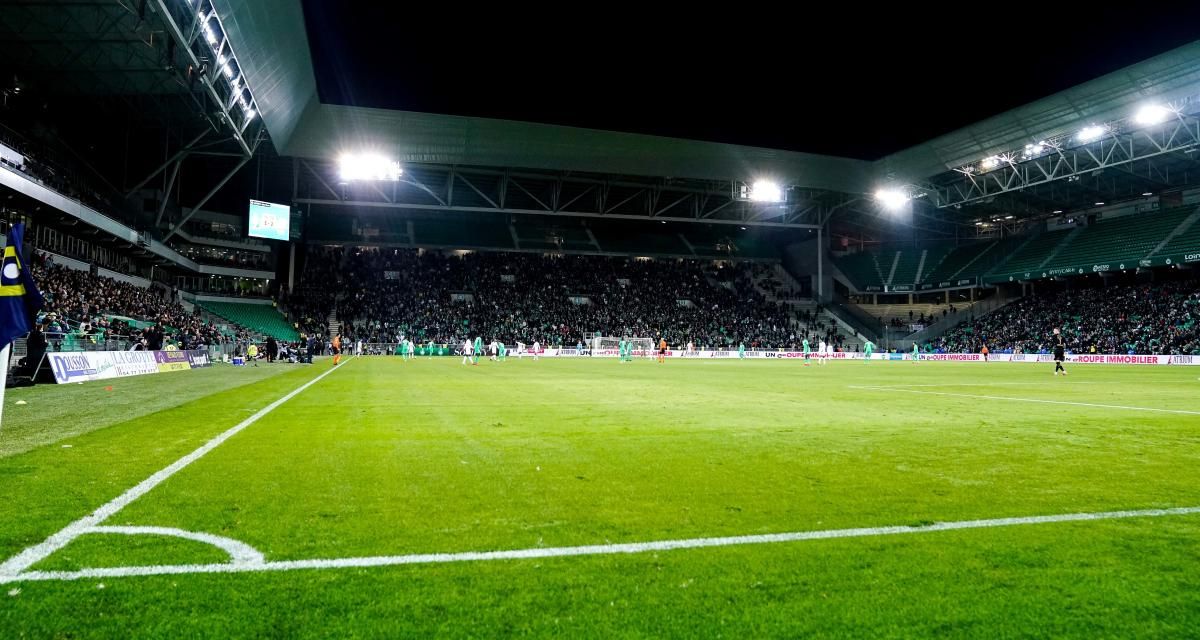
left=0, top=358, right=354, bottom=578
left=4, top=505, right=1198, bottom=583
left=849, top=385, right=1200, bottom=415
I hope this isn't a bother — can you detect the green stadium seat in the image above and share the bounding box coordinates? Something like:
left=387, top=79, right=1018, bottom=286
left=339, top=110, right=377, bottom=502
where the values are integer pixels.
left=196, top=301, right=300, bottom=342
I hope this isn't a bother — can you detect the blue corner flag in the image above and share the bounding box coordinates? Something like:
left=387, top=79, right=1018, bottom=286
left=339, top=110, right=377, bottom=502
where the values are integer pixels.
left=0, top=223, right=44, bottom=351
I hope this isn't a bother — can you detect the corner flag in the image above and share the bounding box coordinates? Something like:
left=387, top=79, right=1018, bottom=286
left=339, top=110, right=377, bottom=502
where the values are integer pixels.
left=0, top=223, right=44, bottom=351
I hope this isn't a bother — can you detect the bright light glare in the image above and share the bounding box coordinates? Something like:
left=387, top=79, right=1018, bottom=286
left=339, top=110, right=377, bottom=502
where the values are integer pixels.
left=339, top=154, right=403, bottom=182
left=1076, top=125, right=1106, bottom=143
left=1134, top=104, right=1172, bottom=126
left=980, top=155, right=1001, bottom=170
left=874, top=189, right=909, bottom=210
left=747, top=180, right=783, bottom=203
left=1023, top=141, right=1046, bottom=158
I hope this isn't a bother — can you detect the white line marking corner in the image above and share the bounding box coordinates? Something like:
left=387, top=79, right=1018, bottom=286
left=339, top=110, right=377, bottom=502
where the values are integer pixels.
left=0, top=358, right=352, bottom=578
left=4, top=504, right=1198, bottom=584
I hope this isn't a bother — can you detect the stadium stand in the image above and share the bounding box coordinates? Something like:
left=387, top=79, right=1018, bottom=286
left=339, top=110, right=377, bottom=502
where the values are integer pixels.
left=956, top=236, right=1028, bottom=281
left=935, top=278, right=1200, bottom=355
left=888, top=250, right=921, bottom=286
left=920, top=242, right=988, bottom=284
left=285, top=248, right=845, bottom=350
left=195, top=301, right=299, bottom=342
left=833, top=251, right=885, bottom=290
left=31, top=255, right=243, bottom=351
left=1041, top=207, right=1196, bottom=269
left=986, top=228, right=1073, bottom=274
left=1153, top=209, right=1200, bottom=257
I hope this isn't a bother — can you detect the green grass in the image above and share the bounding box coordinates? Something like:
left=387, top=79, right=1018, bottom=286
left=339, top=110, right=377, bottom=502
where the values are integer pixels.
left=2, top=357, right=1199, bottom=638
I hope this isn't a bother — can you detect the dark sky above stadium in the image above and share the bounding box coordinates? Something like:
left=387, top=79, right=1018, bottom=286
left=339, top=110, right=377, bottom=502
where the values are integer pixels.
left=301, top=3, right=1200, bottom=160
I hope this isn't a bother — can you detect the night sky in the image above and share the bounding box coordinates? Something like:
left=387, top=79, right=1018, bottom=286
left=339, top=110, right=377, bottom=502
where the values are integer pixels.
left=300, top=3, right=1200, bottom=159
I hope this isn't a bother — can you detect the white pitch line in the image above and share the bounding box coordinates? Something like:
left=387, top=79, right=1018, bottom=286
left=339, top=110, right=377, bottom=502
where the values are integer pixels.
left=847, top=385, right=1200, bottom=416
left=0, top=358, right=354, bottom=578
left=4, top=505, right=1198, bottom=583
left=85, top=526, right=265, bottom=565
left=865, top=382, right=1101, bottom=388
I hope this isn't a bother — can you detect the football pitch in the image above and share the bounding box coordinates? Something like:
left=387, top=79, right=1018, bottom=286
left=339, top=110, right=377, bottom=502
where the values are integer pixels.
left=2, top=357, right=1199, bottom=638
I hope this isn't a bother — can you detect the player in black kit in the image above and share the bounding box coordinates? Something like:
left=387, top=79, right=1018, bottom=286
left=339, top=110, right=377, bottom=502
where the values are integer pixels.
left=1052, top=328, right=1067, bottom=376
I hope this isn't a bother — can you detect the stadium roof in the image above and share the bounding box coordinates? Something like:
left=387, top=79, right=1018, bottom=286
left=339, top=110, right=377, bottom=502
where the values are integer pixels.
left=2, top=1, right=1198, bottom=244
left=878, top=40, right=1200, bottom=185
left=215, top=0, right=870, bottom=194
left=221, top=0, right=1200, bottom=200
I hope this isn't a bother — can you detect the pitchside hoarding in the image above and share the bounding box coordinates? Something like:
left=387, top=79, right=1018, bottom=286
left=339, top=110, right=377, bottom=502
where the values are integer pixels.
left=572, top=350, right=1199, bottom=364
left=49, top=350, right=214, bottom=384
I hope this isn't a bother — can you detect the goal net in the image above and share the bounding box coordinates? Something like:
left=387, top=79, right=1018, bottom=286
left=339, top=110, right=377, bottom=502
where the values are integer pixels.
left=593, top=336, right=655, bottom=357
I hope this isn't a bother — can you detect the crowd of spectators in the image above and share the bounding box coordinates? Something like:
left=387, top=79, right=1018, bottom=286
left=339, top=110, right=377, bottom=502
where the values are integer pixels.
left=935, top=279, right=1200, bottom=355
left=283, top=248, right=846, bottom=350
left=31, top=254, right=246, bottom=351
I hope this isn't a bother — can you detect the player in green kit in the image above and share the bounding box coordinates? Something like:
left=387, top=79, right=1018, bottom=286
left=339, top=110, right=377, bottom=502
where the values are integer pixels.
left=427, top=339, right=435, bottom=359
left=498, top=341, right=507, bottom=362
left=912, top=342, right=920, bottom=362
left=802, top=337, right=811, bottom=366
left=473, top=336, right=483, bottom=365
left=618, top=338, right=626, bottom=363
left=738, top=342, right=746, bottom=359
left=863, top=340, right=875, bottom=362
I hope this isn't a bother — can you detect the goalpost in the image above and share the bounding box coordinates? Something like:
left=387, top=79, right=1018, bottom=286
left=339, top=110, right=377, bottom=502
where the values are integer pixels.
left=592, top=335, right=655, bottom=358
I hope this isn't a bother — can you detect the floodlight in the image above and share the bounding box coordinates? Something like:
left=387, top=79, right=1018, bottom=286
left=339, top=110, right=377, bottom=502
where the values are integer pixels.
left=980, top=156, right=1001, bottom=170
left=874, top=188, right=909, bottom=210
left=747, top=180, right=783, bottom=203
left=338, top=153, right=402, bottom=182
left=1133, top=104, right=1172, bottom=126
left=1076, top=125, right=1106, bottom=143
left=1142, top=192, right=1153, bottom=196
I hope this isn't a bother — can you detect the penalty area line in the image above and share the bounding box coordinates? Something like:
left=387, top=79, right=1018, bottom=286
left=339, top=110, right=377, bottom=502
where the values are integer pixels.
left=848, top=385, right=1200, bottom=416
left=0, top=357, right=356, bottom=579
left=4, top=505, right=1200, bottom=583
